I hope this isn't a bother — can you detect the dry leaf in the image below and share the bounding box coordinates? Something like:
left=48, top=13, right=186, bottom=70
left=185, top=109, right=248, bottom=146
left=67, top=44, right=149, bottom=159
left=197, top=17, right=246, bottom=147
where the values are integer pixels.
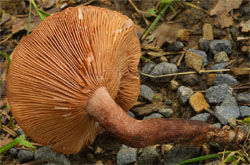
left=239, top=20, right=250, bottom=32
left=215, top=13, right=234, bottom=28
left=189, top=92, right=210, bottom=112
left=231, top=67, right=250, bottom=75
left=210, top=0, right=243, bottom=15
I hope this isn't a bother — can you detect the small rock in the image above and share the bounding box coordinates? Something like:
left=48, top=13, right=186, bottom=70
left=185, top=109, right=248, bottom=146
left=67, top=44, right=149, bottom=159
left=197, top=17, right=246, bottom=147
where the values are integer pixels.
left=117, top=145, right=137, bottom=165
left=9, top=148, right=18, bottom=158
left=190, top=113, right=211, bottom=122
left=127, top=111, right=135, bottom=118
left=203, top=23, right=213, bottom=41
left=17, top=128, right=25, bottom=135
left=165, top=146, right=201, bottom=165
left=34, top=146, right=70, bottom=165
left=205, top=73, right=217, bottom=86
left=95, top=146, right=104, bottom=154
left=240, top=106, right=250, bottom=117
left=167, top=41, right=184, bottom=51
left=18, top=150, right=34, bottom=163
left=143, top=113, right=163, bottom=120
left=150, top=62, right=178, bottom=82
left=213, top=123, right=222, bottom=128
left=214, top=74, right=238, bottom=87
left=137, top=146, right=161, bottom=165
left=185, top=51, right=203, bottom=71
left=159, top=108, right=173, bottom=117
left=132, top=104, right=164, bottom=116
left=209, top=40, right=232, bottom=55
left=164, top=99, right=172, bottom=105
left=180, top=73, right=200, bottom=86
left=188, top=48, right=208, bottom=66
left=177, top=86, right=194, bottom=104
left=139, top=85, right=154, bottom=102
left=189, top=92, right=210, bottom=112
left=212, top=62, right=227, bottom=70
left=170, top=80, right=179, bottom=91
left=199, top=38, right=210, bottom=52
left=236, top=93, right=250, bottom=104
left=142, top=62, right=156, bottom=74
left=205, top=84, right=233, bottom=103
left=160, top=56, right=168, bottom=62
left=215, top=97, right=240, bottom=125
left=214, top=51, right=229, bottom=63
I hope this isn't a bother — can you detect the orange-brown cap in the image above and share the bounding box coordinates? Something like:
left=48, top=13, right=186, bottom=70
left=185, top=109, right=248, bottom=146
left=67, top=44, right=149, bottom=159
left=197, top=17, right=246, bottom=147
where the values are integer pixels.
left=7, top=6, right=141, bottom=154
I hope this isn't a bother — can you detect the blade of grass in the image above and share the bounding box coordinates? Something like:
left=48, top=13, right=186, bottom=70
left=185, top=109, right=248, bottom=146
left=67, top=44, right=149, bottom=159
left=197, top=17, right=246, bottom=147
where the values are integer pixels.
left=0, top=135, right=36, bottom=154
left=31, top=0, right=50, bottom=21
left=0, top=52, right=11, bottom=69
left=27, top=0, right=32, bottom=35
left=142, top=0, right=173, bottom=40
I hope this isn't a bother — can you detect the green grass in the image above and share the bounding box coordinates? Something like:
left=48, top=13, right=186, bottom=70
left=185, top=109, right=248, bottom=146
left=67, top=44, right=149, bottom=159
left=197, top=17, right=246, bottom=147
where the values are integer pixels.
left=0, top=52, right=11, bottom=70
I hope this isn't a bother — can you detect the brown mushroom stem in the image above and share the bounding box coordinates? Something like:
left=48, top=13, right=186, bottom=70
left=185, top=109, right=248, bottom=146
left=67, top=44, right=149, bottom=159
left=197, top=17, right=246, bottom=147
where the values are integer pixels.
left=87, top=87, right=246, bottom=147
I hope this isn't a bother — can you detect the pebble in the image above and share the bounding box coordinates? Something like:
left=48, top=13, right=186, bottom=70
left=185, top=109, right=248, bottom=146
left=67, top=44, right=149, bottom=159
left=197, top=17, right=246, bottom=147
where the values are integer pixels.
left=117, top=145, right=137, bottom=165
left=209, top=40, right=232, bottom=55
left=164, top=99, right=172, bottom=105
left=212, top=62, right=227, bottom=70
left=132, top=104, right=163, bottom=116
left=167, top=41, right=184, bottom=51
left=180, top=73, right=199, bottom=86
left=189, top=92, right=209, bottom=112
left=185, top=50, right=203, bottom=71
left=170, top=80, right=180, bottom=91
left=205, top=84, right=233, bottom=103
left=34, top=146, right=70, bottom=165
left=190, top=113, right=211, bottom=122
left=214, top=51, right=229, bottom=63
left=18, top=150, right=34, bottom=163
left=143, top=113, right=164, bottom=120
left=150, top=62, right=178, bottom=82
left=137, top=146, right=161, bottom=165
left=165, top=146, right=201, bottom=165
left=215, top=97, right=240, bottom=125
left=236, top=93, right=250, bottom=104
left=9, top=148, right=18, bottom=157
left=95, top=146, right=104, bottom=154
left=188, top=48, right=208, bottom=66
left=214, top=74, right=238, bottom=87
left=213, top=123, right=222, bottom=128
left=159, top=108, right=174, bottom=117
left=239, top=106, right=250, bottom=117
left=205, top=73, right=217, bottom=86
left=139, top=85, right=154, bottom=102
left=199, top=38, right=210, bottom=52
left=141, top=62, right=156, bottom=79
left=177, top=86, right=194, bottom=104
left=17, top=128, right=25, bottom=135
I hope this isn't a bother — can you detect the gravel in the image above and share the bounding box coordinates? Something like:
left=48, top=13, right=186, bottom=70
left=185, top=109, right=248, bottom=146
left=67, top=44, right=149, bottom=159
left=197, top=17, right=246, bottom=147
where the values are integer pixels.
left=16, top=128, right=25, bottom=135
left=139, top=85, right=154, bottom=102
left=188, top=48, right=208, bottom=66
left=209, top=40, right=232, bottom=55
left=239, top=106, right=250, bottom=117
left=143, top=113, right=164, bottom=120
left=212, top=62, right=227, bottom=70
left=150, top=62, right=178, bottom=82
left=205, top=84, right=233, bottom=103
left=199, top=38, right=210, bottom=52
left=236, top=93, right=250, bottom=104
left=117, top=145, right=137, bottom=165
left=167, top=41, right=184, bottom=51
left=18, top=150, right=34, bottom=163
left=214, top=51, right=229, bottom=63
left=214, top=74, right=238, bottom=86
left=9, top=148, right=18, bottom=158
left=142, top=62, right=156, bottom=74
left=34, top=146, right=70, bottom=165
left=190, top=113, right=211, bottom=122
left=137, top=146, right=161, bottom=165
left=213, top=123, right=222, bottom=128
left=158, top=108, right=174, bottom=117
left=177, top=86, right=194, bottom=104
left=215, top=97, right=240, bottom=125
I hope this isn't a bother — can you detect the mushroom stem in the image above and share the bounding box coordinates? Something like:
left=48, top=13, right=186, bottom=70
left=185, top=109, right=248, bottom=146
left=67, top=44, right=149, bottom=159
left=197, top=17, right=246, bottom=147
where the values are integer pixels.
left=87, top=87, right=246, bottom=147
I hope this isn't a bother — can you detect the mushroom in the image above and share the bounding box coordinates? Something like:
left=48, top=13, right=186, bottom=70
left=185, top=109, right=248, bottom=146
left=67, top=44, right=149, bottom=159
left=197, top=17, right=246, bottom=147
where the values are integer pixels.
left=7, top=6, right=246, bottom=154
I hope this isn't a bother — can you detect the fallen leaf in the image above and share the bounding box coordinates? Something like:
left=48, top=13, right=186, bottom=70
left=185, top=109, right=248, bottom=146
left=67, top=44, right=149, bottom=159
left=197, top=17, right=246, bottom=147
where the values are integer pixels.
left=185, top=51, right=203, bottom=71
left=215, top=13, right=234, bottom=28
left=231, top=67, right=250, bottom=76
left=239, top=20, right=250, bottom=32
left=210, top=0, right=243, bottom=15
left=189, top=92, right=210, bottom=112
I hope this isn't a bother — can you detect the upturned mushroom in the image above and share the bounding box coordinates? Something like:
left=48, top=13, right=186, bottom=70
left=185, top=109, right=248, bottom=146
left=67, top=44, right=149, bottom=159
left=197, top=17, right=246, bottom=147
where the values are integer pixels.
left=7, top=6, right=246, bottom=154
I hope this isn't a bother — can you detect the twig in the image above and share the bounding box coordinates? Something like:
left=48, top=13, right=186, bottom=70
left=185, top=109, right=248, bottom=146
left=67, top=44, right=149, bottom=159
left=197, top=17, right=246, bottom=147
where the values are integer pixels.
left=128, top=0, right=157, bottom=17
left=80, top=0, right=96, bottom=6
left=2, top=125, right=17, bottom=137
left=177, top=51, right=185, bottom=66
left=237, top=37, right=250, bottom=40
left=184, top=2, right=210, bottom=15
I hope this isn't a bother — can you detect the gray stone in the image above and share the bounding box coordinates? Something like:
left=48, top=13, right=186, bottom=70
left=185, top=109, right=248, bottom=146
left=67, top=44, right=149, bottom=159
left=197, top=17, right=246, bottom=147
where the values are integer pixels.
left=177, top=86, right=194, bottom=104
left=214, top=51, right=229, bottom=63
left=9, top=148, right=18, bottom=157
left=214, top=74, right=238, bottom=87
left=215, top=97, right=240, bottom=125
left=188, top=48, right=208, bottom=66
left=205, top=84, right=233, bottom=103
left=164, top=99, right=172, bottom=105
left=209, top=40, right=232, bottom=55
left=190, top=113, right=211, bottom=122
left=213, top=123, right=222, bottom=128
left=142, top=62, right=156, bottom=74
left=17, top=128, right=25, bottom=135
left=236, top=93, right=250, bottom=104
left=240, top=106, right=250, bottom=117
left=167, top=41, right=184, bottom=51
left=34, top=146, right=70, bottom=165
left=139, top=85, right=154, bottom=101
left=150, top=62, right=178, bottom=82
left=18, top=150, right=34, bottom=163
left=136, top=29, right=141, bottom=39
left=212, top=63, right=227, bottom=70
left=199, top=38, right=210, bottom=52
left=127, top=111, right=135, bottom=118
left=143, top=113, right=163, bottom=120
left=159, top=108, right=173, bottom=117
left=117, top=145, right=137, bottom=165
left=137, top=146, right=161, bottom=165
left=165, top=146, right=201, bottom=165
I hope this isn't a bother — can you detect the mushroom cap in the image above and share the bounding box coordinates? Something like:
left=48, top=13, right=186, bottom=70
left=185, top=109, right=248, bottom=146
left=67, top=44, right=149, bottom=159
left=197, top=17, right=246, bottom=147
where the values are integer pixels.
left=7, top=6, right=141, bottom=154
